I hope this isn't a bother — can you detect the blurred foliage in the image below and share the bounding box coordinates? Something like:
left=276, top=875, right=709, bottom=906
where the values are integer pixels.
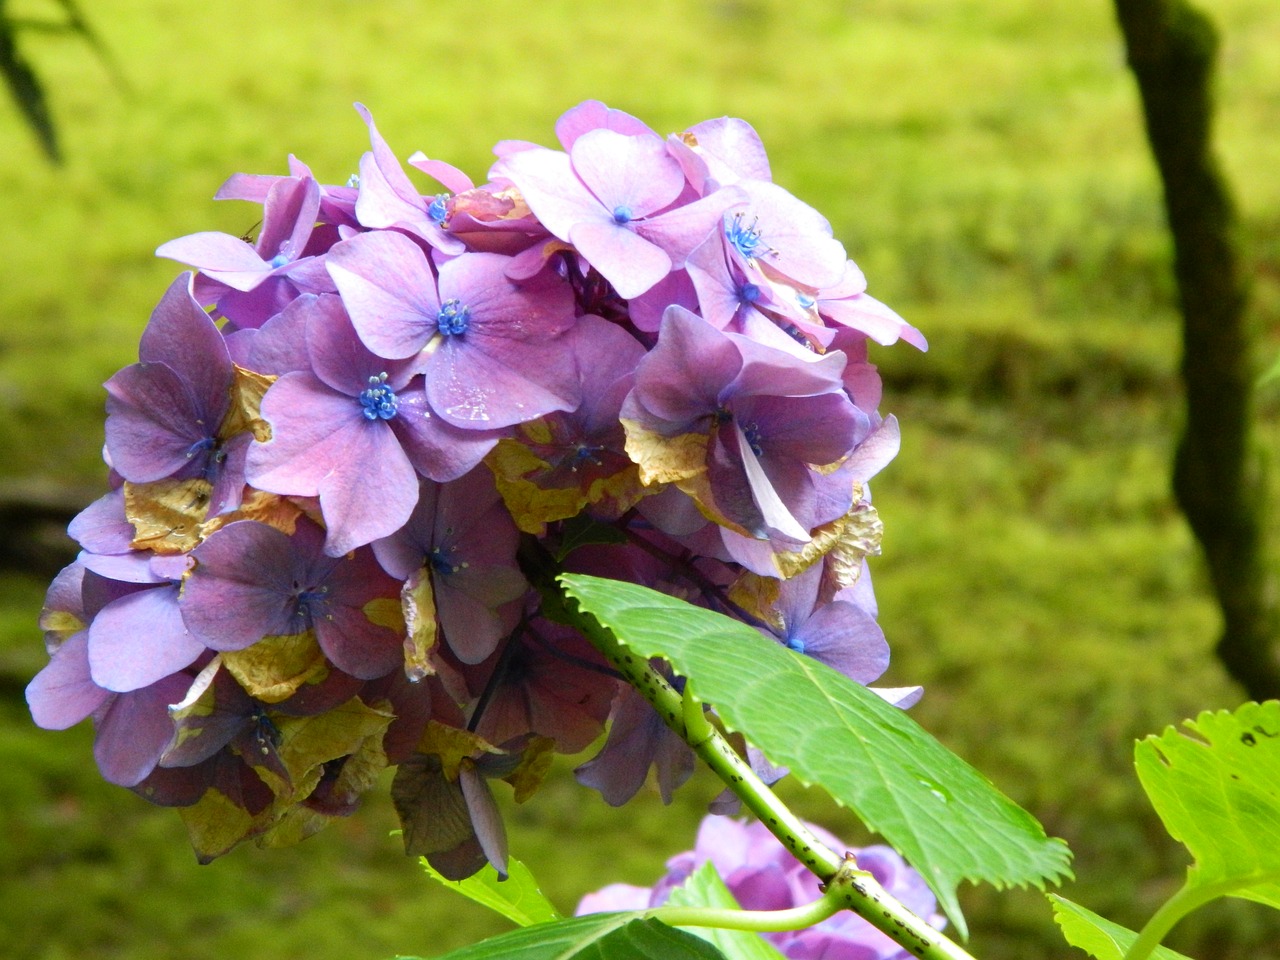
left=1, top=1, right=1279, bottom=959
left=0, top=0, right=125, bottom=161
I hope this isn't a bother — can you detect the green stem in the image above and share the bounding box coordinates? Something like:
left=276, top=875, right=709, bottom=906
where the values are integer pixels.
left=553, top=578, right=980, bottom=960
left=1123, top=879, right=1231, bottom=960
left=648, top=891, right=842, bottom=934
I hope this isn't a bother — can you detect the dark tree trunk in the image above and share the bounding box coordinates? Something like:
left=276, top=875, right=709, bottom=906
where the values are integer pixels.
left=1114, top=0, right=1279, bottom=700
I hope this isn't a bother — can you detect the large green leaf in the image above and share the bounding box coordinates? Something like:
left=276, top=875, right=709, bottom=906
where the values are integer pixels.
left=411, top=914, right=729, bottom=960
left=666, top=862, right=785, bottom=960
left=560, top=574, right=1072, bottom=936
left=1048, top=895, right=1192, bottom=960
left=419, top=856, right=563, bottom=927
left=1134, top=701, right=1280, bottom=909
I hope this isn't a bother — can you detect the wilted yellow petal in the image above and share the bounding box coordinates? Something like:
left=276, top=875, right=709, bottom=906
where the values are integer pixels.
left=202, top=489, right=301, bottom=538
left=727, top=572, right=784, bottom=631
left=38, top=610, right=85, bottom=644
left=257, top=714, right=390, bottom=848
left=178, top=787, right=260, bottom=864
left=401, top=568, right=438, bottom=681
left=267, top=696, right=394, bottom=798
left=221, top=631, right=328, bottom=703
left=820, top=495, right=882, bottom=593
left=220, top=365, right=276, bottom=442
left=488, top=433, right=650, bottom=534
left=504, top=736, right=556, bottom=803
left=363, top=597, right=405, bottom=633
left=772, top=484, right=882, bottom=583
left=124, top=478, right=213, bottom=554
left=487, top=439, right=589, bottom=534
left=417, top=720, right=501, bottom=781
left=620, top=419, right=707, bottom=486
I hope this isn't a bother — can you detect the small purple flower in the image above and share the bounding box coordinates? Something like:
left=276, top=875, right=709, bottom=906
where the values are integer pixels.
left=351, top=103, right=470, bottom=255
left=498, top=128, right=741, bottom=299
left=623, top=307, right=865, bottom=544
left=104, top=273, right=249, bottom=514
left=246, top=293, right=501, bottom=555
left=373, top=470, right=528, bottom=665
left=156, top=175, right=326, bottom=293
left=577, top=815, right=946, bottom=960
left=180, top=517, right=403, bottom=680
left=326, top=231, right=582, bottom=428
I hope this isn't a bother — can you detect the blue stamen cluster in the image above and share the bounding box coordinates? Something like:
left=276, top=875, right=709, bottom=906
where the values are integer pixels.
left=727, top=212, right=766, bottom=260
left=437, top=298, right=471, bottom=336
left=359, top=372, right=399, bottom=420
left=427, top=195, right=449, bottom=224
left=611, top=205, right=633, bottom=225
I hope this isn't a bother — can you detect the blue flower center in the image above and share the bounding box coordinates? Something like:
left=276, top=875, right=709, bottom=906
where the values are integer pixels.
left=291, top=583, right=330, bottom=631
left=741, top=421, right=765, bottom=458
left=739, top=282, right=760, bottom=304
left=359, top=373, right=399, bottom=421
left=430, top=546, right=467, bottom=578
left=786, top=635, right=807, bottom=655
left=186, top=436, right=217, bottom=460
left=437, top=299, right=471, bottom=336
left=796, top=292, right=816, bottom=309
left=727, top=213, right=766, bottom=259
left=248, top=708, right=281, bottom=756
left=611, top=205, right=633, bottom=225
left=569, top=445, right=604, bottom=472
left=428, top=195, right=449, bottom=224
left=268, top=252, right=290, bottom=269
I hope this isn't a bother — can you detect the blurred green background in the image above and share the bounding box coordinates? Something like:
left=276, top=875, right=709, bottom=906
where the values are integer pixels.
left=2, top=0, right=1278, bottom=957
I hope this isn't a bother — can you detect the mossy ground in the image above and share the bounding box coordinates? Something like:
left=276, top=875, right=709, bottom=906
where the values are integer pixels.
left=2, top=0, right=1279, bottom=957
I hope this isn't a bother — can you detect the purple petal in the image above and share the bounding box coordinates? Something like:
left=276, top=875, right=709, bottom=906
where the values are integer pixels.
left=94, top=672, right=192, bottom=786
left=257, top=176, right=321, bottom=263
left=496, top=147, right=603, bottom=240
left=138, top=273, right=233, bottom=406
left=156, top=232, right=270, bottom=291
left=633, top=186, right=744, bottom=268
left=460, top=764, right=508, bottom=878
left=326, top=230, right=441, bottom=359
left=104, top=362, right=217, bottom=482
left=392, top=386, right=505, bottom=481
left=556, top=101, right=656, bottom=150
left=247, top=372, right=376, bottom=494
left=845, top=415, right=901, bottom=483
left=796, top=601, right=889, bottom=684
left=313, top=595, right=403, bottom=679
left=569, top=129, right=685, bottom=221
left=426, top=334, right=579, bottom=429
left=88, top=584, right=205, bottom=692
left=569, top=220, right=672, bottom=300
left=182, top=521, right=306, bottom=649
left=68, top=490, right=135, bottom=555
left=630, top=306, right=741, bottom=424
left=26, top=632, right=109, bottom=729
left=246, top=294, right=316, bottom=375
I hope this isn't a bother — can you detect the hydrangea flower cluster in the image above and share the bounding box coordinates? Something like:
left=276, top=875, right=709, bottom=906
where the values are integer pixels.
left=578, top=815, right=946, bottom=960
left=27, top=101, right=925, bottom=874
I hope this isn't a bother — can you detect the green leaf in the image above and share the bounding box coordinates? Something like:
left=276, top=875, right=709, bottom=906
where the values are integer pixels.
left=0, top=16, right=60, bottom=162
left=1134, top=701, right=1280, bottom=909
left=409, top=914, right=729, bottom=960
left=1048, top=895, right=1193, bottom=960
left=560, top=574, right=1072, bottom=937
left=666, top=862, right=786, bottom=960
left=419, top=855, right=563, bottom=927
